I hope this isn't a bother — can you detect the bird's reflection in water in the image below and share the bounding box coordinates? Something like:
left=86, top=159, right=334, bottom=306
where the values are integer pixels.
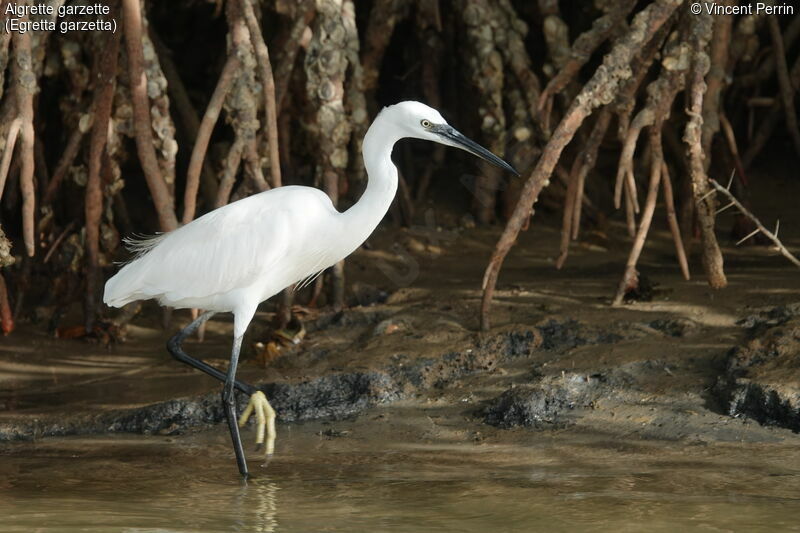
left=231, top=477, right=279, bottom=533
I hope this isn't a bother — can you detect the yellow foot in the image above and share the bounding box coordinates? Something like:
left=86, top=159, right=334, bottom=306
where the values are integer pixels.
left=238, top=390, right=276, bottom=456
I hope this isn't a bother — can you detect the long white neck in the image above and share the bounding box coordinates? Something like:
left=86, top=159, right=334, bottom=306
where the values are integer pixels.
left=340, top=112, right=401, bottom=248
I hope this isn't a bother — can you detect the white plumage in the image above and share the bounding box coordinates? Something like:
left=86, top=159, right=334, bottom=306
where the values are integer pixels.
left=102, top=101, right=516, bottom=477
left=104, top=186, right=340, bottom=335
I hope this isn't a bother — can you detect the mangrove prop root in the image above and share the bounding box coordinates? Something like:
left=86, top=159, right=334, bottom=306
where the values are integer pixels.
left=612, top=128, right=664, bottom=306
left=274, top=0, right=316, bottom=112
left=215, top=138, right=245, bottom=208
left=701, top=3, right=733, bottom=162
left=240, top=0, right=282, bottom=188
left=13, top=22, right=36, bottom=257
left=85, top=26, right=120, bottom=331
left=555, top=108, right=611, bottom=269
left=462, top=0, right=506, bottom=223
left=122, top=0, right=178, bottom=231
left=685, top=10, right=727, bottom=289
left=150, top=29, right=219, bottom=210
left=661, top=161, right=690, bottom=281
left=306, top=0, right=357, bottom=311
left=480, top=0, right=681, bottom=331
left=0, top=117, right=21, bottom=202
left=539, top=0, right=636, bottom=115
left=183, top=54, right=240, bottom=223
left=767, top=17, right=800, bottom=157
left=742, top=53, right=800, bottom=168
left=361, top=0, right=411, bottom=94
left=0, top=272, right=12, bottom=335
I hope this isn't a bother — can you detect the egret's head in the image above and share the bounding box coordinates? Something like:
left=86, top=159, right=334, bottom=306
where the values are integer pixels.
left=381, top=101, right=519, bottom=176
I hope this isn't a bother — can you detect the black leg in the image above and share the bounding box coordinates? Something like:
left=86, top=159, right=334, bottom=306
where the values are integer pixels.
left=166, top=311, right=257, bottom=396
left=223, top=334, right=248, bottom=478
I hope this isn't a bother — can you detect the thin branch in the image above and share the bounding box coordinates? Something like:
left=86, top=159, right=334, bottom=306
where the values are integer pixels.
left=741, top=49, right=800, bottom=168
left=556, top=109, right=611, bottom=268
left=709, top=178, right=800, bottom=268
left=614, top=110, right=649, bottom=211
left=555, top=154, right=580, bottom=269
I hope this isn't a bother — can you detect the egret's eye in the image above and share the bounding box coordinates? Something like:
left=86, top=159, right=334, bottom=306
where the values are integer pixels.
left=421, top=119, right=433, bottom=129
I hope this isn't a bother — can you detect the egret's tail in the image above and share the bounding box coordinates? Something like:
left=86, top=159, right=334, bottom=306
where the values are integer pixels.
left=103, top=259, right=155, bottom=308
left=103, top=233, right=168, bottom=307
left=103, top=265, right=137, bottom=308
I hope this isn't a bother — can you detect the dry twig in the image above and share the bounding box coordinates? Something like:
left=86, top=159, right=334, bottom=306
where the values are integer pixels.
left=709, top=178, right=800, bottom=268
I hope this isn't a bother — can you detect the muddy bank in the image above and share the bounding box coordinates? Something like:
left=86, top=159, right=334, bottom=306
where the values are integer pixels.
left=2, top=166, right=800, bottom=448
left=715, top=304, right=800, bottom=432
left=3, top=301, right=799, bottom=446
left=0, top=318, right=621, bottom=440
left=484, top=372, right=604, bottom=428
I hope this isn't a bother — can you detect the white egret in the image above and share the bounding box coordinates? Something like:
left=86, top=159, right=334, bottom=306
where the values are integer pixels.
left=103, top=101, right=518, bottom=478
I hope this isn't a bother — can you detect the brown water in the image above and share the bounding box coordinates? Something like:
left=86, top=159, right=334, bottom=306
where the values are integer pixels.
left=2, top=414, right=800, bottom=533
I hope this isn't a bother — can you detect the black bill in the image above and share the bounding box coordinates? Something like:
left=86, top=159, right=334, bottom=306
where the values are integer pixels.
left=434, top=124, right=520, bottom=176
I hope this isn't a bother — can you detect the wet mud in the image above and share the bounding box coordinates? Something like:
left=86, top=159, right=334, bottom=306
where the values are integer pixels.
left=2, top=163, right=800, bottom=456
